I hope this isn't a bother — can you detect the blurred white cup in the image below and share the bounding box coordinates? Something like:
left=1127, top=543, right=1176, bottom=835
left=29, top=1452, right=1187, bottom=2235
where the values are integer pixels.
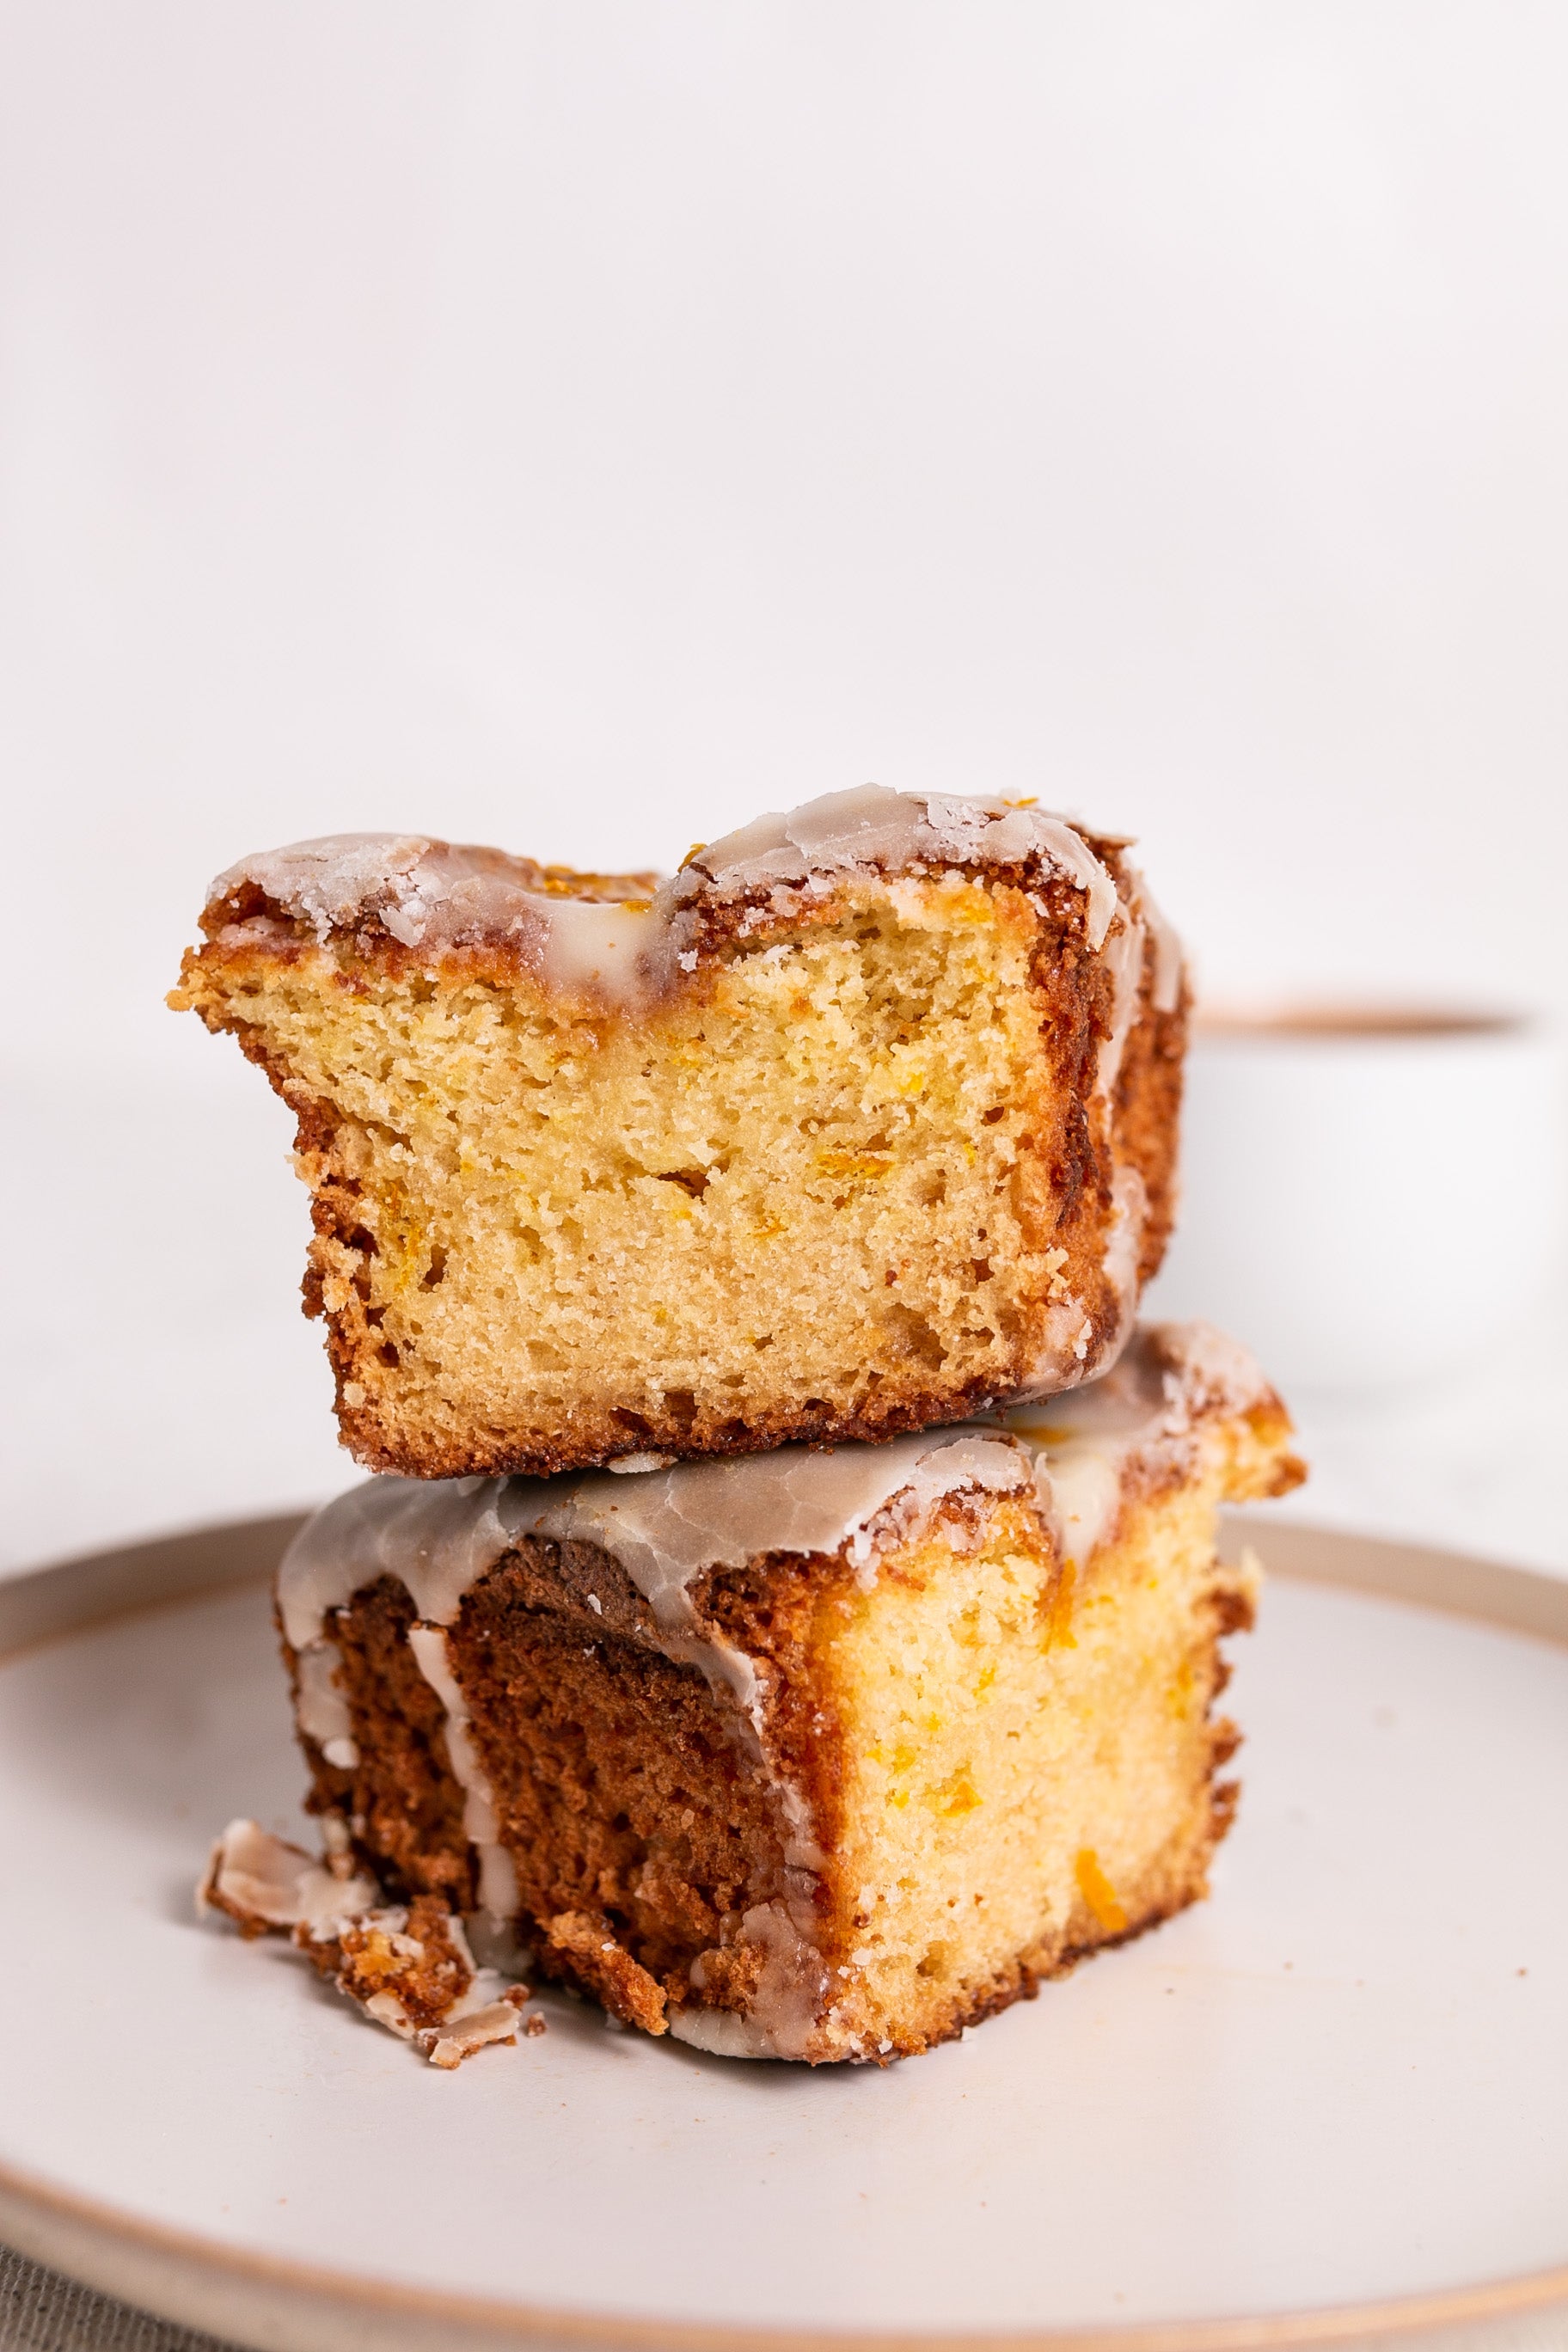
left=1143, top=1008, right=1565, bottom=1393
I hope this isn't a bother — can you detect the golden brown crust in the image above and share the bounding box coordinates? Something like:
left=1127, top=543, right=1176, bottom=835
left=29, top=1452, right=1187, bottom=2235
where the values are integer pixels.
left=329, top=1377, right=986, bottom=1481
left=1115, top=964, right=1191, bottom=1287
left=1235, top=1404, right=1309, bottom=1501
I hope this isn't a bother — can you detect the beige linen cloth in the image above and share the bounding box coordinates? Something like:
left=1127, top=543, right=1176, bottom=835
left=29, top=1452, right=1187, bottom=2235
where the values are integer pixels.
left=0, top=2247, right=242, bottom=2352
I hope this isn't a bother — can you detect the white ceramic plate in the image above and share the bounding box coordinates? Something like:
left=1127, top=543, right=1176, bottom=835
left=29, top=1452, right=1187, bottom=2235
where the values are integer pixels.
left=2, top=1514, right=1565, bottom=2352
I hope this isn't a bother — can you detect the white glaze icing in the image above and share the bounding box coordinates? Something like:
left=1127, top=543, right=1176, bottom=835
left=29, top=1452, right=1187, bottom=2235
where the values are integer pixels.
left=668, top=2006, right=782, bottom=2059
left=675, top=786, right=1121, bottom=952
left=279, top=1477, right=536, bottom=1651
left=1014, top=1164, right=1148, bottom=1400
left=406, top=1624, right=521, bottom=1926
left=424, top=2000, right=529, bottom=2069
left=1009, top=1318, right=1270, bottom=1564
left=276, top=1322, right=1271, bottom=2056
left=199, top=1817, right=378, bottom=1935
left=207, top=835, right=661, bottom=998
left=206, top=787, right=1160, bottom=989
left=292, top=1639, right=358, bottom=1769
left=511, top=893, right=661, bottom=994
left=214, top=835, right=434, bottom=945
left=1141, top=876, right=1185, bottom=1015
left=279, top=1435, right=1032, bottom=1663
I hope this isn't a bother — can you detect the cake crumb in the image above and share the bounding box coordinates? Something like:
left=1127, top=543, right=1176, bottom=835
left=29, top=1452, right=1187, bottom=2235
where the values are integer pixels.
left=199, top=1822, right=531, bottom=2067
left=422, top=2001, right=521, bottom=2069
left=545, top=1909, right=669, bottom=2035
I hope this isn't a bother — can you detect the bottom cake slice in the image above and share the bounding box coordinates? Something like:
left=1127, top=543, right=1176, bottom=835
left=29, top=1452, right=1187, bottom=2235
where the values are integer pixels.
left=212, top=1322, right=1302, bottom=2063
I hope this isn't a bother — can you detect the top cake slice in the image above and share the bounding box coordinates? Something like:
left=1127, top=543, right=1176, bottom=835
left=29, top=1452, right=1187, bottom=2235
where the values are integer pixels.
left=172, top=787, right=1187, bottom=1477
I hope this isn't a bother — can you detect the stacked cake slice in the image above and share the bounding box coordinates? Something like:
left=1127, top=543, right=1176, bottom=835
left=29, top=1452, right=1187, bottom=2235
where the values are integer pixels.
left=179, top=785, right=1302, bottom=2064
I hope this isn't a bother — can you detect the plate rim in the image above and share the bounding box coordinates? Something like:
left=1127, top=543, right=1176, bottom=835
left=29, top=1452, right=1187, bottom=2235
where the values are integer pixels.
left=3, top=1509, right=1567, bottom=2352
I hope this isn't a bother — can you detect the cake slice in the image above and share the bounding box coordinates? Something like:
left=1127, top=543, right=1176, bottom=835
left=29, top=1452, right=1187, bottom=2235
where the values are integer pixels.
left=243, top=1323, right=1302, bottom=2064
left=170, top=787, right=1186, bottom=1478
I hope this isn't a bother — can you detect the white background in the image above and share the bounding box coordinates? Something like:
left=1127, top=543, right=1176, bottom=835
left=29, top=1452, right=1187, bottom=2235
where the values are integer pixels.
left=2, top=3, right=1564, bottom=1572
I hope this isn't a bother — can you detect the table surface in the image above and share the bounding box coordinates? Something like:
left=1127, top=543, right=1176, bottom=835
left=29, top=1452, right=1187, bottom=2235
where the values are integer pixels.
left=0, top=2246, right=235, bottom=2352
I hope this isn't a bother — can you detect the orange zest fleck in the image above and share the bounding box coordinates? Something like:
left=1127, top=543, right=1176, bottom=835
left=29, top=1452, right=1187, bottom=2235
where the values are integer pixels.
left=1075, top=1848, right=1128, bottom=1934
left=938, top=1768, right=983, bottom=1818
left=1043, top=1559, right=1078, bottom=1651
left=345, top=1930, right=401, bottom=1982
left=815, top=1150, right=894, bottom=1181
